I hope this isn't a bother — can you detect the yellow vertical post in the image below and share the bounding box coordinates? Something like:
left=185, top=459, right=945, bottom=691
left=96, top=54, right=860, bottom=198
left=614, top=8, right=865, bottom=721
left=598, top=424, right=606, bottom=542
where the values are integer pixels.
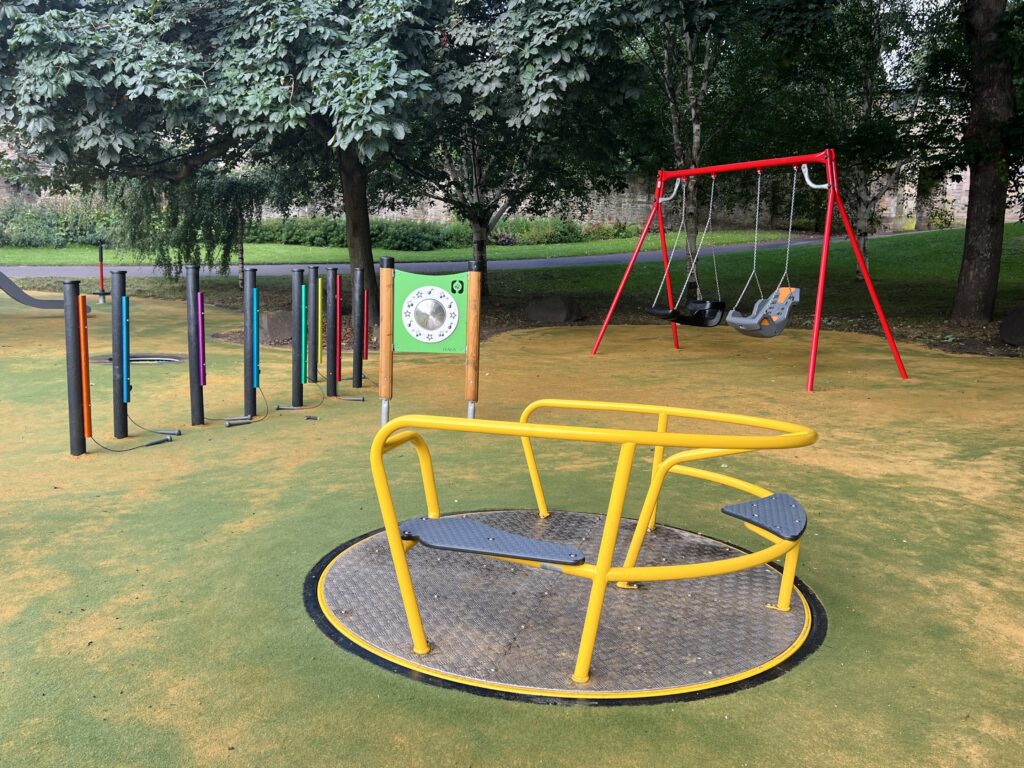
left=371, top=436, right=430, bottom=654
left=649, top=411, right=669, bottom=529
left=520, top=436, right=550, bottom=518
left=772, top=541, right=800, bottom=611
left=572, top=442, right=637, bottom=683
left=465, top=263, right=481, bottom=418
left=379, top=258, right=395, bottom=424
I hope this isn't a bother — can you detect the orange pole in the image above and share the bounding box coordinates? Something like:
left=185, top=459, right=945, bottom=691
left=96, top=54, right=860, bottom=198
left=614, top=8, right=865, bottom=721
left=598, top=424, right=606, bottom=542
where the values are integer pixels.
left=77, top=295, right=93, bottom=438
left=465, top=268, right=482, bottom=412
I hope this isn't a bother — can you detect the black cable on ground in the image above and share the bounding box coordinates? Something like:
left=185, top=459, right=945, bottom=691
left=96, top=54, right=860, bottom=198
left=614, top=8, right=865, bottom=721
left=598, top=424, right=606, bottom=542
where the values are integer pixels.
left=275, top=381, right=326, bottom=412
left=90, top=435, right=171, bottom=453
left=127, top=412, right=181, bottom=436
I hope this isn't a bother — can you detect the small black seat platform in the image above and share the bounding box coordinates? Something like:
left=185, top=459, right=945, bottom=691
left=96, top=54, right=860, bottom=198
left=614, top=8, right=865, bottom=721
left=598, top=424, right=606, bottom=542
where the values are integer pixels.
left=721, top=493, right=807, bottom=541
left=399, top=516, right=586, bottom=566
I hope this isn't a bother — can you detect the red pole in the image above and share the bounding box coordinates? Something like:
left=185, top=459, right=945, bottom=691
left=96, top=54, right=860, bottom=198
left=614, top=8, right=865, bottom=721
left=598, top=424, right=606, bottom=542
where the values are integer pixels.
left=654, top=192, right=679, bottom=349
left=661, top=150, right=831, bottom=181
left=828, top=156, right=908, bottom=382
left=591, top=198, right=661, bottom=355
left=98, top=245, right=105, bottom=297
left=806, top=187, right=836, bottom=392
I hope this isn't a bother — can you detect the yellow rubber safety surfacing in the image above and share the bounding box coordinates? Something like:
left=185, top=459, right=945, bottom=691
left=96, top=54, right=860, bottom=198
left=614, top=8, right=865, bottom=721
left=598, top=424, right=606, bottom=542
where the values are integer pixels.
left=306, top=510, right=827, bottom=705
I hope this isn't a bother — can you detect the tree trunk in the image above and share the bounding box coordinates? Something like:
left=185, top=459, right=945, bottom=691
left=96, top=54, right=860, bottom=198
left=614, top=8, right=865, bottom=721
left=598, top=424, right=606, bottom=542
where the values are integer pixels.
left=953, top=163, right=1008, bottom=321
left=469, top=218, right=489, bottom=297
left=952, top=0, right=1015, bottom=323
left=338, top=147, right=380, bottom=325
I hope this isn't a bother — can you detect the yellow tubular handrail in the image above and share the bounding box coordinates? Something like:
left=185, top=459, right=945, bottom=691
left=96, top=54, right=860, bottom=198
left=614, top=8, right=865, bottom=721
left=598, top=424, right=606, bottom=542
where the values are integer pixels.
left=369, top=399, right=818, bottom=681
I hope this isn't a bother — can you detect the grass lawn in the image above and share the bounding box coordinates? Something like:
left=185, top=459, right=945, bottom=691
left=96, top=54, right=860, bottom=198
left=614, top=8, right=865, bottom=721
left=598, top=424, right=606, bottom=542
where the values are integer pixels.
left=0, top=291, right=1021, bottom=767
left=0, top=229, right=786, bottom=267
left=12, top=225, right=1024, bottom=339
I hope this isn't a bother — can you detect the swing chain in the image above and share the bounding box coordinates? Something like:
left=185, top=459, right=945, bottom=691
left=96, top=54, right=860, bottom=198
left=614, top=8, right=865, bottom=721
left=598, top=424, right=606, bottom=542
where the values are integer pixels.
left=651, top=182, right=688, bottom=308
left=732, top=170, right=764, bottom=311
left=775, top=167, right=798, bottom=293
left=675, top=174, right=717, bottom=310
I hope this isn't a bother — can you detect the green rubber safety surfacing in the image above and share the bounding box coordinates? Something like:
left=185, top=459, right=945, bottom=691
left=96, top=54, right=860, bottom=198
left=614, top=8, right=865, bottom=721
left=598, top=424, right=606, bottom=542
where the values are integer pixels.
left=307, top=510, right=826, bottom=704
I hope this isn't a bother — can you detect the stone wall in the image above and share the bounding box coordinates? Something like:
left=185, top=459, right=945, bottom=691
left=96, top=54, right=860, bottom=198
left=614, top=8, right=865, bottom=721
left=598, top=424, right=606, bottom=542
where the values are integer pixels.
left=372, top=168, right=1017, bottom=231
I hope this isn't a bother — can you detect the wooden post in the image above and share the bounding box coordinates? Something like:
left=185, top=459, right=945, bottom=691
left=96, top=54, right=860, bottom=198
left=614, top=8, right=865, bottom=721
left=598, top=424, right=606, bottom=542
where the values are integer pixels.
left=465, top=261, right=482, bottom=418
left=378, top=258, right=395, bottom=424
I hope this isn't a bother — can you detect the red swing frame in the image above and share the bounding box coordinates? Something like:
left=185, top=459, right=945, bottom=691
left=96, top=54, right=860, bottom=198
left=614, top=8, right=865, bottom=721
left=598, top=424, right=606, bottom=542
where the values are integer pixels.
left=591, top=148, right=908, bottom=391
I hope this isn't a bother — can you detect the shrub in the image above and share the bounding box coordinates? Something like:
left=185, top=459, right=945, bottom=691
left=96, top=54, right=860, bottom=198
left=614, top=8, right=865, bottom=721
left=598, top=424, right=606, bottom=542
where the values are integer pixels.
left=0, top=195, right=118, bottom=247
left=248, top=216, right=474, bottom=251
left=491, top=217, right=585, bottom=245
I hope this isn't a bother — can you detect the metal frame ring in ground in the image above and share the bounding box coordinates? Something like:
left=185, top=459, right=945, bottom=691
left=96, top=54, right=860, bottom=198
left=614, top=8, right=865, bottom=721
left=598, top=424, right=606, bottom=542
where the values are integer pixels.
left=307, top=510, right=827, bottom=705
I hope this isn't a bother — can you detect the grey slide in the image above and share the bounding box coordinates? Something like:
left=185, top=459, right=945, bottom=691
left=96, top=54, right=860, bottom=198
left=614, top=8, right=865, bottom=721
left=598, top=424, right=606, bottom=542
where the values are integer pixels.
left=0, top=269, right=88, bottom=312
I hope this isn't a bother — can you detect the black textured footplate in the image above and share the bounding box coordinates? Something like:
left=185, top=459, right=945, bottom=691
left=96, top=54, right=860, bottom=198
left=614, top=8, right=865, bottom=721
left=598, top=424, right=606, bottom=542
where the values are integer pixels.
left=399, top=516, right=586, bottom=565
left=721, top=493, right=807, bottom=540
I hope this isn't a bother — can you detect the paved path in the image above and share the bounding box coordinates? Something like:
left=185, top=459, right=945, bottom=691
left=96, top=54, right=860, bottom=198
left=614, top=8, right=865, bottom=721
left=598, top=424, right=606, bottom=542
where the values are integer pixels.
left=1, top=237, right=831, bottom=279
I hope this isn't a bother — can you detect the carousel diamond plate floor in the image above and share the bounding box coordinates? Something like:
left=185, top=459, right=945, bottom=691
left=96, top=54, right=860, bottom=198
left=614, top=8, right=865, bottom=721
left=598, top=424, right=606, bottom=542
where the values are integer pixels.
left=312, top=510, right=824, bottom=701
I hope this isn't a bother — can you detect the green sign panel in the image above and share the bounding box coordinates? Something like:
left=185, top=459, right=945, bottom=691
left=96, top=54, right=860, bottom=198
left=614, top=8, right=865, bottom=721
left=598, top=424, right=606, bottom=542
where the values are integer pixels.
left=393, top=269, right=469, bottom=354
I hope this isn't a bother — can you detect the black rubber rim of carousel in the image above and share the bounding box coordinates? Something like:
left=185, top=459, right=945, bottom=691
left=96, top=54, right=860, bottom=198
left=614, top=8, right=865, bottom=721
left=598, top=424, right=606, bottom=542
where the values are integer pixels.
left=304, top=517, right=828, bottom=707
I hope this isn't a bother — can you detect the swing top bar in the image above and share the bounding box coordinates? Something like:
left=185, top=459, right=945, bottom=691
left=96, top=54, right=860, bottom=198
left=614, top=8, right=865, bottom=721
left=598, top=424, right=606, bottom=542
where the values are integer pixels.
left=659, top=149, right=832, bottom=182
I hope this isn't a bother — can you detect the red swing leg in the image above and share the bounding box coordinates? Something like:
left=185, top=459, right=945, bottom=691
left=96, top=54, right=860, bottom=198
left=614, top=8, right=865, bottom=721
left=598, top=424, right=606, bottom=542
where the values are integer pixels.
left=806, top=153, right=908, bottom=391
left=592, top=197, right=661, bottom=355
left=654, top=195, right=680, bottom=350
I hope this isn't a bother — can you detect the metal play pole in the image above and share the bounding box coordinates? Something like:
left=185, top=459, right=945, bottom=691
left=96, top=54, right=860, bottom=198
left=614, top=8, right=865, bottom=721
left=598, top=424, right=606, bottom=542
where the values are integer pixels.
left=110, top=270, right=128, bottom=438
left=306, top=265, right=319, bottom=383
left=326, top=267, right=339, bottom=397
left=96, top=243, right=109, bottom=304
left=242, top=268, right=258, bottom=417
left=78, top=295, right=93, bottom=439
left=63, top=281, right=86, bottom=456
left=290, top=268, right=304, bottom=407
left=465, top=261, right=482, bottom=418
left=352, top=267, right=365, bottom=388
left=378, top=258, right=394, bottom=423
left=184, top=266, right=204, bottom=425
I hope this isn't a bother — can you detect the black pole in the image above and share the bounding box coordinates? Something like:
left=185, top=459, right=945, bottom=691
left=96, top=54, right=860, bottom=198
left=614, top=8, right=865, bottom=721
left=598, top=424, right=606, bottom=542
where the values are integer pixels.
left=63, top=281, right=86, bottom=456
left=351, top=267, right=364, bottom=388
left=291, top=268, right=305, bottom=407
left=184, top=266, right=204, bottom=426
left=111, top=270, right=128, bottom=438
left=326, top=266, right=338, bottom=397
left=242, top=268, right=257, bottom=417
left=306, top=265, right=319, bottom=383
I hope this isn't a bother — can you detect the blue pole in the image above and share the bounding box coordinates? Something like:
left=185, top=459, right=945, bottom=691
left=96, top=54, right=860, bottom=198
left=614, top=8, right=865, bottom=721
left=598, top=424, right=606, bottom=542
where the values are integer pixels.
left=253, top=286, right=260, bottom=388
left=122, top=295, right=131, bottom=403
left=301, top=284, right=307, bottom=385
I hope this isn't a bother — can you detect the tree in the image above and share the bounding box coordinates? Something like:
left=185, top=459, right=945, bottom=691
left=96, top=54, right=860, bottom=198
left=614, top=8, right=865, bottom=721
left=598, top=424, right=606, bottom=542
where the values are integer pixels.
left=110, top=171, right=268, bottom=283
left=0, top=1, right=443, bottom=315
left=385, top=0, right=630, bottom=293
left=952, top=0, right=1019, bottom=322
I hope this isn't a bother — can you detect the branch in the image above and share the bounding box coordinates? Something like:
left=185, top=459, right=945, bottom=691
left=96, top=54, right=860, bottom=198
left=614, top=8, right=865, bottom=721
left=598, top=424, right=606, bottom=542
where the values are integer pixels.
left=117, top=137, right=239, bottom=183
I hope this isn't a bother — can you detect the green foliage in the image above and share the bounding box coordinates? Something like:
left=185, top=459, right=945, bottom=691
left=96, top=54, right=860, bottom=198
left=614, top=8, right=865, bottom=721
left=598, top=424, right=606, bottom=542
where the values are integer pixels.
left=246, top=216, right=640, bottom=250
left=0, top=194, right=115, bottom=247
left=109, top=171, right=268, bottom=275
left=493, top=217, right=585, bottom=245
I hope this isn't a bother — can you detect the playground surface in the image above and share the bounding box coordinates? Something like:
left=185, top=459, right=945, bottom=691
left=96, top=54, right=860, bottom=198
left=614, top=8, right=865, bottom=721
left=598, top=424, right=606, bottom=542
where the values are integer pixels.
left=1, top=289, right=1022, bottom=767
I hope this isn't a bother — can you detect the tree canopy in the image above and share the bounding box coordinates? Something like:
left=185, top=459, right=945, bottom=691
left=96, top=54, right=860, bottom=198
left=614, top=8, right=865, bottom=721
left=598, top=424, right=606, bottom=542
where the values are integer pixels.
left=1, top=0, right=1021, bottom=323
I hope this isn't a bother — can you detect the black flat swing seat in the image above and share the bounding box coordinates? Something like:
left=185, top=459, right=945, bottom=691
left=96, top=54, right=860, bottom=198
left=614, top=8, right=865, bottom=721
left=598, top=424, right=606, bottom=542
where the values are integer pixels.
left=725, top=287, right=800, bottom=338
left=645, top=299, right=726, bottom=327
left=400, top=516, right=586, bottom=566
